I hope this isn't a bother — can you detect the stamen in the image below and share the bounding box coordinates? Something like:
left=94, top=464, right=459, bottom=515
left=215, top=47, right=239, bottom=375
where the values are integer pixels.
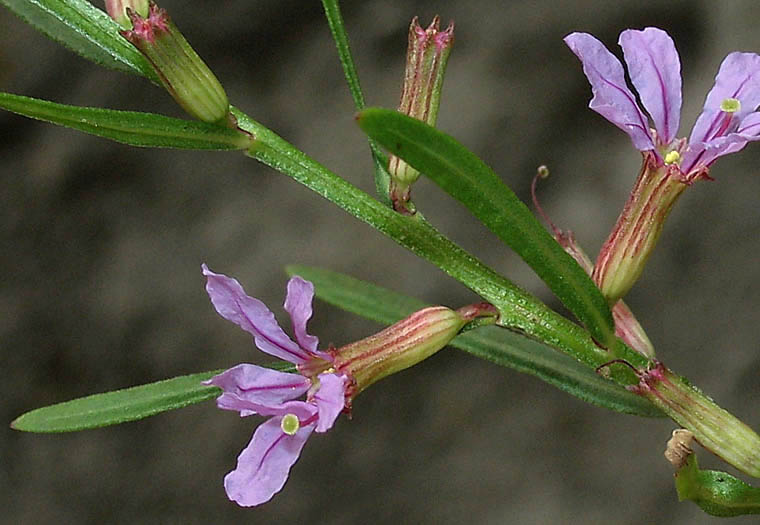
left=720, top=98, right=741, bottom=113
left=280, top=413, right=300, bottom=435
left=664, top=150, right=681, bottom=165
left=531, top=165, right=562, bottom=237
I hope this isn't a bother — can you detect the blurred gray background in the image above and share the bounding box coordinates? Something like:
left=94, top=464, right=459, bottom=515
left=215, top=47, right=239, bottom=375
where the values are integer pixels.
left=2, top=1, right=760, bottom=523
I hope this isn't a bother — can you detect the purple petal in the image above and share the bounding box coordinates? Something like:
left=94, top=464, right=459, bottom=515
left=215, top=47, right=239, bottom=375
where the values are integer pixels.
left=203, top=364, right=310, bottom=414
left=689, top=52, right=760, bottom=144
left=202, top=265, right=312, bottom=364
left=619, top=28, right=681, bottom=144
left=283, top=276, right=321, bottom=355
left=682, top=112, right=760, bottom=172
left=223, top=416, right=315, bottom=507
left=246, top=399, right=316, bottom=421
left=312, top=373, right=348, bottom=433
left=565, top=32, right=654, bottom=151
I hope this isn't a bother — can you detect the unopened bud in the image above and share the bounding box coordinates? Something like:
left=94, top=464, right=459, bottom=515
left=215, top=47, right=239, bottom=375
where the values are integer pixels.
left=332, top=303, right=495, bottom=399
left=119, top=2, right=231, bottom=124
left=389, top=16, right=454, bottom=212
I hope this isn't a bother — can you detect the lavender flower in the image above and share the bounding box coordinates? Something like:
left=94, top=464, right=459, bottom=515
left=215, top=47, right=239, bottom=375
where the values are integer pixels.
left=202, top=265, right=494, bottom=506
left=201, top=265, right=348, bottom=506
left=565, top=28, right=760, bottom=303
left=565, top=27, right=760, bottom=178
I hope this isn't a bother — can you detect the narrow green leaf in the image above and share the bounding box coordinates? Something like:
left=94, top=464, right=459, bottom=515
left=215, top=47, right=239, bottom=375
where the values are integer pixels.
left=286, top=264, right=662, bottom=417
left=11, top=371, right=223, bottom=433
left=320, top=0, right=391, bottom=205
left=676, top=455, right=760, bottom=517
left=321, top=0, right=365, bottom=111
left=0, top=92, right=252, bottom=150
left=357, top=108, right=617, bottom=349
left=1, top=0, right=156, bottom=80
left=12, top=361, right=298, bottom=433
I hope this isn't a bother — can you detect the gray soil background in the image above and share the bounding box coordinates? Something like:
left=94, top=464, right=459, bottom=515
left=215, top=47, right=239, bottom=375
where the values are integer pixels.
left=2, top=1, right=760, bottom=523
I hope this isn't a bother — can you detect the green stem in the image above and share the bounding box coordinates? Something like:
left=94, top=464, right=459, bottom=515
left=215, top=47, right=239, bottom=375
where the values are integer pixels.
left=233, top=107, right=646, bottom=385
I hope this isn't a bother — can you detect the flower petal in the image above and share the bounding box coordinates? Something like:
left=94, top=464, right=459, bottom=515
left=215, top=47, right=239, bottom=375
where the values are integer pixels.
left=619, top=28, right=681, bottom=144
left=203, top=364, right=311, bottom=414
left=283, top=276, right=321, bottom=355
left=689, top=52, right=760, bottom=144
left=223, top=416, right=315, bottom=506
left=564, top=32, right=654, bottom=151
left=202, top=265, right=312, bottom=364
left=313, top=372, right=349, bottom=433
left=682, top=112, right=760, bottom=172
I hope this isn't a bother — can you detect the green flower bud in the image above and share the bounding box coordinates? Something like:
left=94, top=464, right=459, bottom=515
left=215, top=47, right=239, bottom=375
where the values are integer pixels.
left=389, top=16, right=454, bottom=212
left=120, top=2, right=231, bottom=125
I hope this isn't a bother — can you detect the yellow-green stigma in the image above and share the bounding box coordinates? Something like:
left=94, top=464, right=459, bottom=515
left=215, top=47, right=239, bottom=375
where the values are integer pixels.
left=281, top=413, right=300, bottom=435
left=664, top=150, right=681, bottom=165
left=720, top=98, right=741, bottom=113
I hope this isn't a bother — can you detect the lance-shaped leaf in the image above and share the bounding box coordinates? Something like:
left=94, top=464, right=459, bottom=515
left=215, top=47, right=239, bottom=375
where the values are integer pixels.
left=286, top=264, right=662, bottom=417
left=0, top=92, right=252, bottom=150
left=357, top=108, right=616, bottom=349
left=12, top=360, right=299, bottom=433
left=1, top=0, right=156, bottom=80
left=11, top=371, right=223, bottom=433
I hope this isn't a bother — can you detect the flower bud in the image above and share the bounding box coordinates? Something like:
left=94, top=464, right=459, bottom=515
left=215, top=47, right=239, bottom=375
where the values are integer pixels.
left=119, top=2, right=231, bottom=125
left=105, top=0, right=149, bottom=28
left=332, top=303, right=495, bottom=400
left=388, top=16, right=454, bottom=212
left=633, top=361, right=760, bottom=477
left=592, top=151, right=688, bottom=304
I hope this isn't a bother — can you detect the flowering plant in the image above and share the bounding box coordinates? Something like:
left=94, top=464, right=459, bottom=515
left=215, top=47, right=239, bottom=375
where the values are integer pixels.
left=3, top=0, right=760, bottom=520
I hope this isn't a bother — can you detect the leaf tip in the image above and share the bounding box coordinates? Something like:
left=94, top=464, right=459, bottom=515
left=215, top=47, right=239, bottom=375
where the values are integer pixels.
left=10, top=415, right=25, bottom=432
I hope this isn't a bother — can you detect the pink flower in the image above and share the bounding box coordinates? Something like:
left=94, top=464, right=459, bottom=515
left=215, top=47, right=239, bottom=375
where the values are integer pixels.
left=565, top=27, right=760, bottom=179
left=201, top=265, right=348, bottom=506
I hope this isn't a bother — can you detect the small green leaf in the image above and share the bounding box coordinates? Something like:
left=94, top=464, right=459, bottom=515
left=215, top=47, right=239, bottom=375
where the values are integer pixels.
left=286, top=264, right=661, bottom=417
left=1, top=0, right=156, bottom=80
left=12, top=361, right=298, bottom=433
left=11, top=371, right=223, bottom=433
left=676, top=455, right=760, bottom=517
left=320, top=0, right=391, bottom=203
left=0, top=92, right=251, bottom=150
left=357, top=108, right=616, bottom=350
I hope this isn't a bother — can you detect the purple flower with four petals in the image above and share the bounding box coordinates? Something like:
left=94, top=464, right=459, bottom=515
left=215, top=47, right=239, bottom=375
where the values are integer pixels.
left=201, top=264, right=349, bottom=507
left=565, top=27, right=760, bottom=179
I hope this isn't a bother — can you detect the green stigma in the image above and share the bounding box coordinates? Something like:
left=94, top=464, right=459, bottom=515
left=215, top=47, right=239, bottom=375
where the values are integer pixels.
left=664, top=150, right=681, bottom=165
left=281, top=413, right=300, bottom=435
left=720, top=98, right=741, bottom=113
